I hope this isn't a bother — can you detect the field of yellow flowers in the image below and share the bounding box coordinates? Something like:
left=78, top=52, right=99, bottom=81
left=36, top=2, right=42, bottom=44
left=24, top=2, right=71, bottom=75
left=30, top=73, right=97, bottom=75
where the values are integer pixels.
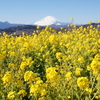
left=0, top=22, right=100, bottom=100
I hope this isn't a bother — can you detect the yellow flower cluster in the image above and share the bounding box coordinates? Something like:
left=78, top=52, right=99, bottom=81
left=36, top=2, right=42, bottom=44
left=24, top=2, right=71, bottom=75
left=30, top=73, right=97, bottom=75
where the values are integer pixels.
left=24, top=71, right=37, bottom=82
left=90, top=54, right=100, bottom=74
left=18, top=90, right=27, bottom=97
left=65, top=71, right=72, bottom=81
left=75, top=68, right=83, bottom=76
left=2, top=71, right=13, bottom=84
left=7, top=91, right=15, bottom=99
left=20, top=56, right=34, bottom=70
left=77, top=77, right=89, bottom=89
left=46, top=67, right=60, bottom=83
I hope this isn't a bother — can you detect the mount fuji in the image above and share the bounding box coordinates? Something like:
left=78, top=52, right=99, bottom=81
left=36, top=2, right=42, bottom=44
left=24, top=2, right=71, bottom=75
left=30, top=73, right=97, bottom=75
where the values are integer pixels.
left=33, top=16, right=69, bottom=28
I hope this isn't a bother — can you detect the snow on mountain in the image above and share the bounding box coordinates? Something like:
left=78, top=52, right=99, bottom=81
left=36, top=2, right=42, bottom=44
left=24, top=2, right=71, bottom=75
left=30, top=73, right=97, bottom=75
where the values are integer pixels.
left=34, top=16, right=69, bottom=27
left=34, top=16, right=58, bottom=26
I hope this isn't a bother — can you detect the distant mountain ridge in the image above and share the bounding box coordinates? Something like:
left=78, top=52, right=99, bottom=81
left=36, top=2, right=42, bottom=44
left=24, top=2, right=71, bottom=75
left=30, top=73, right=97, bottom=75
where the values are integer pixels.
left=0, top=16, right=69, bottom=29
left=0, top=21, right=24, bottom=29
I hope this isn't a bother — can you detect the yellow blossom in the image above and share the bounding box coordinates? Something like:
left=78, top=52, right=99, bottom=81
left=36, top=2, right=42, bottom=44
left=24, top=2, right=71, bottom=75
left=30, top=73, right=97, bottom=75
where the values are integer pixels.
left=88, top=21, right=92, bottom=24
left=40, top=89, right=47, bottom=96
left=78, top=56, right=84, bottom=63
left=49, top=34, right=57, bottom=44
left=70, top=18, right=74, bottom=20
left=56, top=52, right=63, bottom=59
left=97, top=25, right=100, bottom=27
left=85, top=88, right=92, bottom=93
left=2, top=71, right=13, bottom=84
left=18, top=90, right=27, bottom=97
left=7, top=91, right=15, bottom=99
left=36, top=26, right=41, bottom=29
left=75, top=68, right=83, bottom=75
left=98, top=19, right=100, bottom=22
left=46, top=67, right=60, bottom=82
left=24, top=71, right=37, bottom=82
left=65, top=71, right=72, bottom=81
left=77, top=77, right=89, bottom=89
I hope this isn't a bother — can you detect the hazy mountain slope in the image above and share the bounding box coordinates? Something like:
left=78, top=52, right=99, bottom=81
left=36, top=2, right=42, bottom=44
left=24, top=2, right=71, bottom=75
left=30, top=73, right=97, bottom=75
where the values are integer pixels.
left=0, top=25, right=37, bottom=35
left=0, top=21, right=24, bottom=29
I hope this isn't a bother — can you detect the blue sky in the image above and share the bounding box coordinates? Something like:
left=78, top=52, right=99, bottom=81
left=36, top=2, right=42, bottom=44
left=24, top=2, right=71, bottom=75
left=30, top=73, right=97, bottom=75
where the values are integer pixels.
left=0, top=0, right=100, bottom=25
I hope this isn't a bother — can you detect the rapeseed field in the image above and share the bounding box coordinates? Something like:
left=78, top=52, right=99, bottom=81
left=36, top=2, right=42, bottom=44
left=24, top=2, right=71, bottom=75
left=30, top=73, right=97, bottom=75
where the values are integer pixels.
left=0, top=21, right=100, bottom=100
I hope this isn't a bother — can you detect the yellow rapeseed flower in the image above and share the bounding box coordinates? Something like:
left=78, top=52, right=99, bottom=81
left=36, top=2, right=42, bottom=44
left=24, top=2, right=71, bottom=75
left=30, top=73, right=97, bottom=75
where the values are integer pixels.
left=2, top=71, right=13, bottom=84
left=40, top=89, right=47, bottom=96
left=46, top=67, right=59, bottom=82
left=70, top=18, right=74, bottom=20
left=88, top=21, right=92, bottom=24
left=65, top=71, right=72, bottom=81
left=97, top=25, right=100, bottom=27
left=91, top=59, right=100, bottom=74
left=18, top=90, right=27, bottom=97
left=85, top=88, right=92, bottom=93
left=77, top=77, right=89, bottom=89
left=75, top=68, right=83, bottom=75
left=24, top=71, right=37, bottom=82
left=78, top=56, right=84, bottom=63
left=98, top=19, right=100, bottom=22
left=49, top=34, right=57, bottom=44
left=30, top=84, right=39, bottom=96
left=56, top=52, right=63, bottom=59
left=36, top=26, right=41, bottom=29
left=20, top=62, right=27, bottom=70
left=7, top=91, right=15, bottom=99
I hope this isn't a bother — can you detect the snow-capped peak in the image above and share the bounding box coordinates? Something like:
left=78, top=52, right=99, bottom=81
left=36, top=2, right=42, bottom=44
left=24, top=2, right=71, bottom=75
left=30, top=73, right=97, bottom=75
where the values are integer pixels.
left=34, top=16, right=69, bottom=27
left=41, top=16, right=59, bottom=22
left=34, top=16, right=60, bottom=26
